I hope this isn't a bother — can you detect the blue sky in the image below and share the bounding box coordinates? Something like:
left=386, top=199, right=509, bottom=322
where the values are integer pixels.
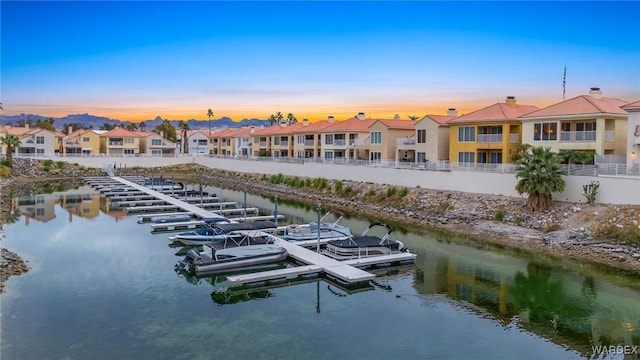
left=1, top=1, right=639, bottom=122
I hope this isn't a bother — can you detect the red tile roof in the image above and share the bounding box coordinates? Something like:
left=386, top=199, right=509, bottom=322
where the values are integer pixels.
left=449, top=102, right=539, bottom=123
left=103, top=127, right=141, bottom=137
left=621, top=100, right=640, bottom=110
left=520, top=95, right=628, bottom=118
left=320, top=116, right=378, bottom=132
left=376, top=119, right=416, bottom=129
left=291, top=120, right=335, bottom=133
left=424, top=115, right=457, bottom=125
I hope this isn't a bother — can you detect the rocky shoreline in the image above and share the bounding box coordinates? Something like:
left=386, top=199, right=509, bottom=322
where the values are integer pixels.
left=1, top=160, right=639, bottom=293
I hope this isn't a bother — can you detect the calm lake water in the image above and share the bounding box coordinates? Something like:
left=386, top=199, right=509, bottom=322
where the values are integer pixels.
left=1, top=184, right=638, bottom=360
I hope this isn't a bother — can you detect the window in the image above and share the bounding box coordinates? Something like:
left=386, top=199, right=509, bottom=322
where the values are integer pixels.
left=416, top=152, right=426, bottom=163
left=533, top=122, right=557, bottom=141
left=576, top=122, right=596, bottom=132
left=325, top=134, right=334, bottom=145
left=36, top=208, right=45, bottom=216
left=151, top=150, right=162, bottom=156
left=417, top=130, right=426, bottom=143
left=124, top=149, right=134, bottom=155
left=324, top=151, right=333, bottom=159
left=458, top=127, right=475, bottom=142
left=36, top=136, right=45, bottom=144
left=36, top=149, right=44, bottom=155
left=458, top=152, right=474, bottom=164
left=370, top=152, right=382, bottom=162
left=151, top=139, right=162, bottom=146
left=297, top=135, right=304, bottom=144
left=477, top=151, right=487, bottom=164
left=490, top=152, right=502, bottom=164
left=82, top=137, right=90, bottom=142
left=370, top=131, right=382, bottom=144
left=124, top=138, right=134, bottom=144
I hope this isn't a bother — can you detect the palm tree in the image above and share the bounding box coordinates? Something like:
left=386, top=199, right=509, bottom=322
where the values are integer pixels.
left=268, top=114, right=276, bottom=127
left=0, top=133, right=22, bottom=164
left=286, top=113, right=298, bottom=125
left=515, top=146, right=566, bottom=211
left=510, top=143, right=532, bottom=163
left=126, top=123, right=138, bottom=131
left=407, top=115, right=419, bottom=121
left=275, top=112, right=284, bottom=125
left=179, top=120, right=190, bottom=154
left=139, top=121, right=146, bottom=131
left=207, top=109, right=214, bottom=134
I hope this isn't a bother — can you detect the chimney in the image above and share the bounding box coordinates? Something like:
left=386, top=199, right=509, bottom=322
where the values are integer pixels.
left=505, top=96, right=517, bottom=107
left=302, top=119, right=309, bottom=126
left=328, top=115, right=335, bottom=123
left=250, top=126, right=255, bottom=134
left=447, top=108, right=458, bottom=117
left=357, top=112, right=365, bottom=120
left=589, top=87, right=602, bottom=99
left=393, top=114, right=400, bottom=120
left=25, top=123, right=29, bottom=129
left=68, top=125, right=73, bottom=135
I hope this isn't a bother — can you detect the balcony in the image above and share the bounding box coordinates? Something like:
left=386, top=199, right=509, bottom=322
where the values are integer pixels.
left=259, top=141, right=267, bottom=147
left=604, top=130, right=615, bottom=142
left=353, top=138, right=370, bottom=146
left=509, top=134, right=520, bottom=143
left=396, top=137, right=416, bottom=146
left=304, top=139, right=315, bottom=146
left=65, top=141, right=82, bottom=148
left=477, top=134, right=503, bottom=143
left=559, top=131, right=596, bottom=142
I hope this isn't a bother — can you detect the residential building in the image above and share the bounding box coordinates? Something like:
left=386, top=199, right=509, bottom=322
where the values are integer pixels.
left=250, top=126, right=283, bottom=157
left=138, top=131, right=176, bottom=156
left=519, top=88, right=629, bottom=160
left=621, top=100, right=640, bottom=170
left=320, top=113, right=376, bottom=161
left=63, top=128, right=103, bottom=156
left=185, top=130, right=210, bottom=154
left=1, top=125, right=62, bottom=157
left=367, top=116, right=415, bottom=163
left=100, top=128, right=141, bottom=156
left=406, top=109, right=458, bottom=164
left=448, top=97, right=539, bottom=165
left=291, top=119, right=334, bottom=159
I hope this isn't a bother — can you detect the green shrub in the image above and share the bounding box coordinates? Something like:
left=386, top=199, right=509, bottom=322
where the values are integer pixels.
left=55, top=161, right=66, bottom=169
left=494, top=210, right=504, bottom=222
left=366, top=189, right=376, bottom=197
left=593, top=224, right=640, bottom=245
left=1, top=159, right=12, bottom=168
left=582, top=180, right=600, bottom=204
left=0, top=165, right=12, bottom=177
left=514, top=216, right=523, bottom=226
left=43, top=159, right=54, bottom=167
left=398, top=187, right=409, bottom=197
left=342, top=186, right=353, bottom=195
left=386, top=187, right=397, bottom=197
left=334, top=180, right=343, bottom=193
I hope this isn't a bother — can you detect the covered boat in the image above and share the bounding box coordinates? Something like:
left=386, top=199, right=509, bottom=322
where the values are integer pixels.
left=169, top=220, right=277, bottom=246
left=322, top=223, right=407, bottom=260
left=144, top=178, right=184, bottom=191
left=281, top=209, right=352, bottom=241
left=177, top=244, right=288, bottom=274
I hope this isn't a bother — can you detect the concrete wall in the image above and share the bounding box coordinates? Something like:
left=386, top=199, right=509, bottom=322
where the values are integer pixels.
left=51, top=155, right=640, bottom=205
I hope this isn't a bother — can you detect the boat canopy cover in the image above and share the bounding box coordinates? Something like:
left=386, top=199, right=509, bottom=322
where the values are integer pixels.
left=215, top=221, right=277, bottom=232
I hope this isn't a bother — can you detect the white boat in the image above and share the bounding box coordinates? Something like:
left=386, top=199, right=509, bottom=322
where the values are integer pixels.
left=322, top=223, right=408, bottom=260
left=169, top=220, right=277, bottom=246
left=177, top=244, right=288, bottom=274
left=150, top=214, right=192, bottom=223
left=144, top=178, right=184, bottom=191
left=281, top=209, right=352, bottom=241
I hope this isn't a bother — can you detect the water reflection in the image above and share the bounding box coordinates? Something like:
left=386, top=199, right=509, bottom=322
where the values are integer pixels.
left=4, top=186, right=639, bottom=359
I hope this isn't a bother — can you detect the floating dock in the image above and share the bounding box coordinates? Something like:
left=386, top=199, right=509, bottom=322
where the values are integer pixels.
left=88, top=176, right=416, bottom=286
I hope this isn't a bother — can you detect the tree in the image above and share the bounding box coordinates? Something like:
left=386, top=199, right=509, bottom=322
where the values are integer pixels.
left=286, top=113, right=298, bottom=125
left=275, top=112, right=284, bottom=125
left=557, top=149, right=593, bottom=165
left=139, top=121, right=146, bottom=131
left=35, top=118, right=56, bottom=132
left=207, top=108, right=214, bottom=134
left=0, top=133, right=22, bottom=164
left=407, top=115, right=419, bottom=121
left=178, top=120, right=190, bottom=154
left=268, top=114, right=276, bottom=127
left=126, top=123, right=138, bottom=131
left=100, top=122, right=116, bottom=131
left=155, top=118, right=177, bottom=142
left=515, top=146, right=566, bottom=212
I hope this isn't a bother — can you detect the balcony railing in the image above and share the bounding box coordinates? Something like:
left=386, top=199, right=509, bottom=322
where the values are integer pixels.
left=259, top=141, right=267, bottom=147
left=304, top=140, right=315, bottom=146
left=334, top=139, right=346, bottom=146
left=560, top=130, right=596, bottom=142
left=604, top=130, right=615, bottom=142
left=509, top=134, right=520, bottom=143
left=477, top=134, right=503, bottom=143
left=396, top=138, right=416, bottom=146
left=353, top=138, right=369, bottom=146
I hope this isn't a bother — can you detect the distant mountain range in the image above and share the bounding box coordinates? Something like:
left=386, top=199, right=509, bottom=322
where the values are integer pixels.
left=0, top=113, right=271, bottom=131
